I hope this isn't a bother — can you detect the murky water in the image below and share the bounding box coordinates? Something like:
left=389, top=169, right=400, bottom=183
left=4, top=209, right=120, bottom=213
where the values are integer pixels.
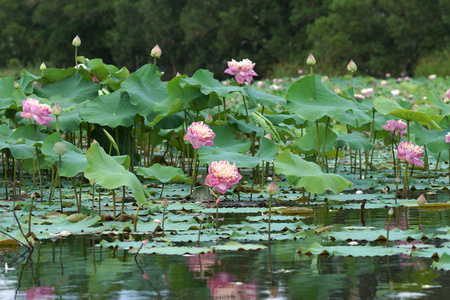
left=2, top=202, right=450, bottom=299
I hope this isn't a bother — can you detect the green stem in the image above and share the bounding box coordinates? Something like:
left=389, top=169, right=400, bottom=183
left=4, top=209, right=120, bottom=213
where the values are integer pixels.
left=191, top=148, right=198, bottom=192
left=215, top=201, right=219, bottom=231
left=315, top=120, right=321, bottom=167
left=268, top=195, right=272, bottom=242
left=386, top=214, right=391, bottom=248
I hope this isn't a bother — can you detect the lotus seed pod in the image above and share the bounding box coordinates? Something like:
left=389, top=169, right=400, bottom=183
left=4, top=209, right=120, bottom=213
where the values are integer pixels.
left=53, top=142, right=67, bottom=156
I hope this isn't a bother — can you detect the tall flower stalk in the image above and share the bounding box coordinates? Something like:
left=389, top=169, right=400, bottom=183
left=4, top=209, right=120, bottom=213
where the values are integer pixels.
left=397, top=141, right=423, bottom=198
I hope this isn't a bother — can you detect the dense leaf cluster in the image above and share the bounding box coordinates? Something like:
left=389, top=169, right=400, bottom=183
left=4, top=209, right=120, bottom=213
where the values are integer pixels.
left=0, top=0, right=448, bottom=78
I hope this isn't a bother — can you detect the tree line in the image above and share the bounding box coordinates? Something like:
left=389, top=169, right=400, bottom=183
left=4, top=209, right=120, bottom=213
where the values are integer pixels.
left=0, top=0, right=448, bottom=79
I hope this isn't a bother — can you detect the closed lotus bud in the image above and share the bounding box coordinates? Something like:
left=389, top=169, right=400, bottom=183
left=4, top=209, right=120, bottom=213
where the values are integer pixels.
left=72, top=35, right=81, bottom=47
left=266, top=182, right=277, bottom=195
left=347, top=60, right=357, bottom=72
left=14, top=82, right=20, bottom=89
left=216, top=197, right=221, bottom=205
left=388, top=208, right=394, bottom=216
left=306, top=53, right=316, bottom=66
left=161, top=198, right=169, bottom=208
left=142, top=239, right=148, bottom=247
left=53, top=103, right=62, bottom=116
left=417, top=194, right=426, bottom=207
left=151, top=44, right=162, bottom=58
left=205, top=113, right=213, bottom=124
left=53, top=142, right=67, bottom=156
left=40, top=62, right=47, bottom=71
left=264, top=133, right=272, bottom=140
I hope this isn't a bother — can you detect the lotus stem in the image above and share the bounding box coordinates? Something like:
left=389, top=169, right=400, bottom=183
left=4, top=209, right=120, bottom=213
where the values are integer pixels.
left=197, top=216, right=203, bottom=245
left=35, top=146, right=44, bottom=203
left=91, top=183, right=95, bottom=216
left=162, top=207, right=166, bottom=237
left=133, top=204, right=144, bottom=232
left=223, top=98, right=227, bottom=125
left=321, top=117, right=330, bottom=171
left=112, top=189, right=116, bottom=220
left=191, top=148, right=198, bottom=192
left=386, top=209, right=393, bottom=248
left=315, top=120, right=321, bottom=167
left=268, top=195, right=272, bottom=242
left=433, top=152, right=440, bottom=183
left=28, top=193, right=35, bottom=235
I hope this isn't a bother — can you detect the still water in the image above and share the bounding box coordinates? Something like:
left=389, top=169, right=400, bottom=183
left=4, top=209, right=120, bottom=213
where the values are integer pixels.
left=1, top=206, right=450, bottom=299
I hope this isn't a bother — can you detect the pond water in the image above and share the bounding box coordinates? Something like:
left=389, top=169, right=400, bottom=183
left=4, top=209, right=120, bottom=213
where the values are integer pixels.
left=2, top=201, right=450, bottom=300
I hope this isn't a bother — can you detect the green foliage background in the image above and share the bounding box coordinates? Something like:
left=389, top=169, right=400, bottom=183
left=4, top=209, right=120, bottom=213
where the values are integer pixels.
left=0, top=0, right=448, bottom=79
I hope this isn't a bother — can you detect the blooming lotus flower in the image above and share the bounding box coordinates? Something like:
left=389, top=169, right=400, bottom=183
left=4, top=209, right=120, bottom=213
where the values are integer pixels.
left=205, top=160, right=242, bottom=194
left=397, top=141, right=424, bottom=167
left=446, top=133, right=450, bottom=143
left=428, top=74, right=437, bottom=80
left=386, top=73, right=391, bottom=78
left=20, top=98, right=54, bottom=126
left=391, top=89, right=401, bottom=96
left=354, top=94, right=365, bottom=100
left=183, top=121, right=215, bottom=149
left=361, top=88, right=374, bottom=97
left=445, top=89, right=450, bottom=99
left=224, top=58, right=258, bottom=84
left=382, top=120, right=407, bottom=139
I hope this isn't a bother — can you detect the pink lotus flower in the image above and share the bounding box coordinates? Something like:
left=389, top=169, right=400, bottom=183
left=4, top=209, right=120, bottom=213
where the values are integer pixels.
left=183, top=121, right=215, bottom=149
left=397, top=141, right=424, bottom=167
left=361, top=88, right=374, bottom=97
left=354, top=94, right=365, bottom=100
left=26, top=286, right=54, bottom=300
left=445, top=88, right=450, bottom=99
left=382, top=120, right=407, bottom=139
left=20, top=98, right=54, bottom=126
left=224, top=58, right=258, bottom=84
left=446, top=133, right=450, bottom=143
left=205, top=160, right=242, bottom=194
left=428, top=74, right=437, bottom=80
left=386, top=73, right=391, bottom=78
left=397, top=77, right=402, bottom=82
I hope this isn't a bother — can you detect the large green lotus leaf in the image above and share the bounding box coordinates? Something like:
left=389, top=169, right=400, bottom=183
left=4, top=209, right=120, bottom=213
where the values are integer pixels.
left=199, top=125, right=250, bottom=154
left=37, top=67, right=92, bottom=85
left=295, top=124, right=337, bottom=153
left=136, top=163, right=192, bottom=184
left=48, top=109, right=83, bottom=133
left=80, top=91, right=136, bottom=127
left=213, top=241, right=266, bottom=251
left=426, top=90, right=450, bottom=116
left=152, top=76, right=209, bottom=125
left=299, top=242, right=405, bottom=256
left=413, top=123, right=450, bottom=153
left=34, top=72, right=99, bottom=107
left=336, top=132, right=374, bottom=151
left=274, top=150, right=353, bottom=194
left=84, top=143, right=150, bottom=205
left=180, top=69, right=243, bottom=97
left=432, top=253, right=450, bottom=270
left=227, top=115, right=264, bottom=136
left=373, top=96, right=442, bottom=131
left=0, top=77, right=17, bottom=110
left=410, top=246, right=450, bottom=259
left=337, top=87, right=373, bottom=127
left=243, top=85, right=286, bottom=108
left=10, top=124, right=48, bottom=142
left=328, top=228, right=426, bottom=242
left=130, top=246, right=213, bottom=255
left=285, top=74, right=356, bottom=122
left=41, top=132, right=88, bottom=177
left=200, top=136, right=277, bottom=168
left=121, top=64, right=167, bottom=118
left=0, top=139, right=36, bottom=160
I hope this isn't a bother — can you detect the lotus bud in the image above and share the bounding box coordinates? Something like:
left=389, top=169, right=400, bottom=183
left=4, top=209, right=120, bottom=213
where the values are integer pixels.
left=40, top=62, right=46, bottom=71
left=306, top=53, right=316, bottom=66
left=161, top=198, right=169, bottom=208
left=417, top=194, right=426, bottom=207
left=266, top=182, right=277, bottom=196
left=205, top=113, right=213, bottom=124
left=388, top=208, right=394, bottom=216
left=52, top=103, right=62, bottom=116
left=347, top=60, right=357, bottom=72
left=264, top=133, right=272, bottom=140
left=142, top=239, right=148, bottom=247
left=334, top=87, right=341, bottom=94
left=151, top=44, right=162, bottom=58
left=14, top=82, right=20, bottom=89
left=396, top=177, right=401, bottom=183
left=216, top=197, right=221, bottom=205
left=72, top=35, right=81, bottom=47
left=53, top=142, right=67, bottom=156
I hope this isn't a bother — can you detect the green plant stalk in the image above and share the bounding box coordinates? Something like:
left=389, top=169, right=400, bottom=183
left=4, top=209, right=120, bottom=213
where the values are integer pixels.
left=133, top=204, right=144, bottom=232
left=191, top=148, right=198, bottom=192
left=162, top=207, right=166, bottom=238
left=315, top=120, right=321, bottom=167
left=57, top=170, right=63, bottom=213
left=28, top=194, right=34, bottom=235
left=403, top=162, right=409, bottom=198
left=268, top=195, right=272, bottom=242
left=321, top=117, right=330, bottom=171
left=424, top=147, right=430, bottom=184
left=92, top=183, right=95, bottom=216
left=98, top=188, right=101, bottom=216
left=434, top=152, right=441, bottom=183
left=223, top=98, right=227, bottom=125
left=150, top=127, right=156, bottom=165
left=112, top=189, right=116, bottom=220
left=310, top=66, right=313, bottom=75
left=2, top=150, right=8, bottom=199
left=215, top=201, right=219, bottom=231
left=75, top=47, right=78, bottom=72
left=419, top=208, right=422, bottom=230
left=55, top=116, right=59, bottom=133
left=334, top=148, right=339, bottom=173
left=197, top=218, right=203, bottom=245
left=35, top=146, right=44, bottom=203
left=386, top=214, right=391, bottom=248
left=121, top=186, right=126, bottom=216
left=71, top=178, right=80, bottom=213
